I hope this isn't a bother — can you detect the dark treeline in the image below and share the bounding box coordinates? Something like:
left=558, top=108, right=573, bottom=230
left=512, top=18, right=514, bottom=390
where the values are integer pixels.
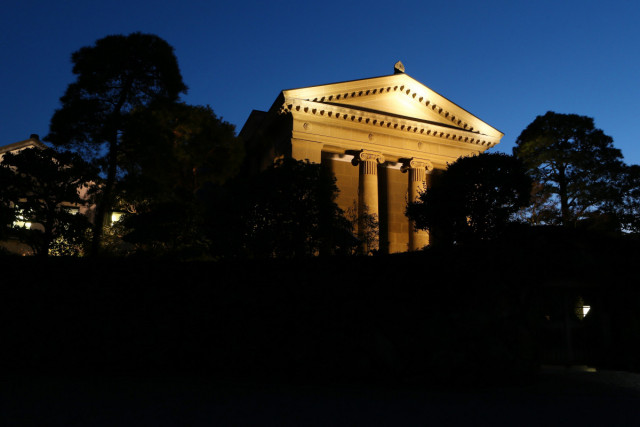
left=4, top=34, right=640, bottom=258
left=3, top=229, right=640, bottom=385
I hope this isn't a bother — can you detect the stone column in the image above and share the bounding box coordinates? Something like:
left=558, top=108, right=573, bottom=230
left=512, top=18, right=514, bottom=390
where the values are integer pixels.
left=352, top=150, right=385, bottom=253
left=402, top=158, right=433, bottom=251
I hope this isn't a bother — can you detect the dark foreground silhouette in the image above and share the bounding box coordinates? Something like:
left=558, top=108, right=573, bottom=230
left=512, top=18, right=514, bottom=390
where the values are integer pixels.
left=2, top=229, right=640, bottom=424
left=2, top=367, right=640, bottom=426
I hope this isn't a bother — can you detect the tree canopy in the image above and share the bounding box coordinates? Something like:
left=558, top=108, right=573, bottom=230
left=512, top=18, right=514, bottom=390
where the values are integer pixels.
left=614, top=164, right=640, bottom=233
left=119, top=102, right=243, bottom=203
left=0, top=147, right=96, bottom=256
left=212, top=159, right=357, bottom=258
left=113, top=103, right=244, bottom=256
left=406, top=152, right=532, bottom=245
left=513, top=111, right=625, bottom=227
left=45, top=32, right=187, bottom=254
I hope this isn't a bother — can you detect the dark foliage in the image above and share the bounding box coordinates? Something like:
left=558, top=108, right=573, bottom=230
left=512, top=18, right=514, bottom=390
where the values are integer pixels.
left=0, top=166, right=14, bottom=241
left=208, top=158, right=358, bottom=258
left=514, top=111, right=625, bottom=227
left=45, top=33, right=187, bottom=254
left=407, top=152, right=532, bottom=245
left=614, top=164, right=640, bottom=233
left=0, top=147, right=96, bottom=256
left=120, top=102, right=242, bottom=200
left=112, top=103, right=243, bottom=257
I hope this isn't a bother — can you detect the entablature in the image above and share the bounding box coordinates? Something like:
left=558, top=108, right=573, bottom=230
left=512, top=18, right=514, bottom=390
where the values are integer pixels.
left=280, top=97, right=500, bottom=148
left=302, top=134, right=480, bottom=170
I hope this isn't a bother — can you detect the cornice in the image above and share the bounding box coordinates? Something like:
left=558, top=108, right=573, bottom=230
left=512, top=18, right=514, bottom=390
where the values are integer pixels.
left=279, top=98, right=500, bottom=148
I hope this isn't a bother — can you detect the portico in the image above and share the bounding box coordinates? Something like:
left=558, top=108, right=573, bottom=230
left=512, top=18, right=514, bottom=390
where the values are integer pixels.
left=240, top=63, right=503, bottom=253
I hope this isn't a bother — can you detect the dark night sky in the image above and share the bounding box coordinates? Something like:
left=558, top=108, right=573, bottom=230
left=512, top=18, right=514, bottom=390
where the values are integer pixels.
left=2, top=1, right=639, bottom=162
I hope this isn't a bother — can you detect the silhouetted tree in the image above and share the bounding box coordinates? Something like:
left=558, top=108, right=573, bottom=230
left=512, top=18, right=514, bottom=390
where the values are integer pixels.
left=514, top=112, right=625, bottom=227
left=0, top=147, right=96, bottom=256
left=120, top=103, right=242, bottom=201
left=0, top=165, right=14, bottom=242
left=407, top=152, right=532, bottom=245
left=515, top=181, right=557, bottom=226
left=221, top=158, right=357, bottom=258
left=615, top=164, right=640, bottom=233
left=344, top=202, right=379, bottom=255
left=45, top=33, right=187, bottom=255
left=113, top=103, right=243, bottom=256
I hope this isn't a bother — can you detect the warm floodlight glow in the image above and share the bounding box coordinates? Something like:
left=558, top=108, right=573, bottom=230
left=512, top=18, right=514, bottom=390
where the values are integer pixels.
left=13, top=209, right=31, bottom=229
left=111, top=212, right=123, bottom=225
left=13, top=220, right=31, bottom=229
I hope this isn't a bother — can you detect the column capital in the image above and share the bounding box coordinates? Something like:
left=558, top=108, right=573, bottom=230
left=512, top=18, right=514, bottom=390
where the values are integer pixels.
left=352, top=150, right=385, bottom=166
left=400, top=157, right=433, bottom=173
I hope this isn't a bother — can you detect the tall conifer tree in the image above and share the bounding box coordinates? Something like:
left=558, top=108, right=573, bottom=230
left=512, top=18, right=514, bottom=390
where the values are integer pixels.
left=514, top=111, right=624, bottom=227
left=46, top=33, right=187, bottom=254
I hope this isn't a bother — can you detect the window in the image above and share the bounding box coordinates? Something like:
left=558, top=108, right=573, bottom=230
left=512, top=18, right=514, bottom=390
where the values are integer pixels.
left=12, top=206, right=31, bottom=229
left=575, top=296, right=591, bottom=320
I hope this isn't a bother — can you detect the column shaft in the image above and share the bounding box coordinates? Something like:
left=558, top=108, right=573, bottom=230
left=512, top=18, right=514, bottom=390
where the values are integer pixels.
left=404, top=158, right=433, bottom=251
left=359, top=160, right=380, bottom=217
left=355, top=151, right=384, bottom=254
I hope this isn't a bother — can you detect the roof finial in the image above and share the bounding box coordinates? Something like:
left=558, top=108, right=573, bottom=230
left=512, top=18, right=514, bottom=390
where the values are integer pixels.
left=394, top=61, right=405, bottom=74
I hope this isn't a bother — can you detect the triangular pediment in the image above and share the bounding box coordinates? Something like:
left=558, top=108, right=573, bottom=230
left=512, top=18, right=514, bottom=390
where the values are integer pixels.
left=279, top=73, right=503, bottom=140
left=325, top=91, right=447, bottom=124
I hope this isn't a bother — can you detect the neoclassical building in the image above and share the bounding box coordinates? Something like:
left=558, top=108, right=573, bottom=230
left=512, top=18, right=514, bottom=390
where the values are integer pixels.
left=240, top=63, right=503, bottom=253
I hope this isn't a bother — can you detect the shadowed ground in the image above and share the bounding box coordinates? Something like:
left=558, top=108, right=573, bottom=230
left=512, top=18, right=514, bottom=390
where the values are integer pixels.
left=2, top=367, right=640, bottom=426
left=2, top=239, right=640, bottom=425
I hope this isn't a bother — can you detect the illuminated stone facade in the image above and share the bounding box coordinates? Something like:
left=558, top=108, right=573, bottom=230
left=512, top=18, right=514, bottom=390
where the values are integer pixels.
left=241, top=64, right=503, bottom=253
left=0, top=134, right=47, bottom=159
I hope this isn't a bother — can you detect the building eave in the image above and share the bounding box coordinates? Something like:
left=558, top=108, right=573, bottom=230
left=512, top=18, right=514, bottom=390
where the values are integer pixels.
left=279, top=98, right=500, bottom=149
left=0, top=137, right=47, bottom=155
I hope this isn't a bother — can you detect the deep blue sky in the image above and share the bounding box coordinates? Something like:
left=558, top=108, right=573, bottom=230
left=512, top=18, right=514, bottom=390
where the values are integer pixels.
left=2, top=1, right=639, bottom=163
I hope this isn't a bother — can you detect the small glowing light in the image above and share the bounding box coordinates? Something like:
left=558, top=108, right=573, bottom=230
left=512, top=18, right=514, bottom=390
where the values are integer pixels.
left=575, top=297, right=591, bottom=320
left=111, top=212, right=123, bottom=224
